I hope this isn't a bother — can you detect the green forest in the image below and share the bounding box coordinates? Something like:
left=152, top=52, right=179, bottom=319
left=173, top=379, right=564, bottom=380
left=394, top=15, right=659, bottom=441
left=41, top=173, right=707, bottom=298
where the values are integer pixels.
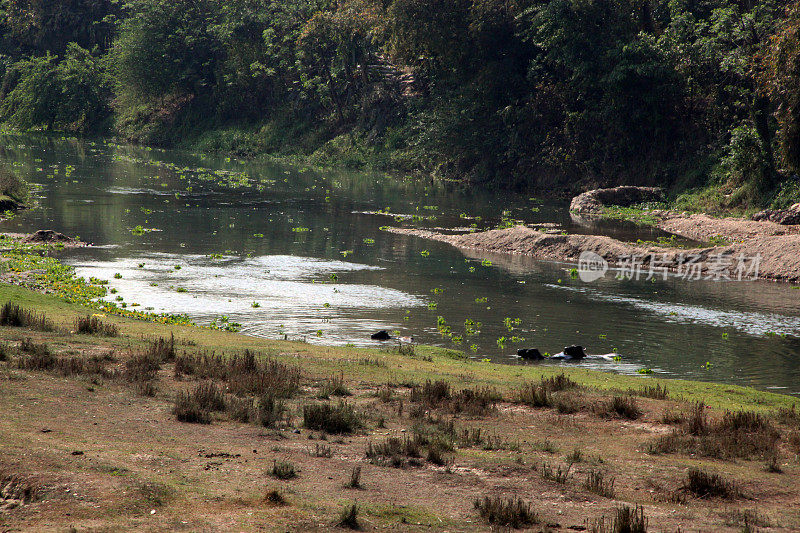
left=1, top=0, right=800, bottom=208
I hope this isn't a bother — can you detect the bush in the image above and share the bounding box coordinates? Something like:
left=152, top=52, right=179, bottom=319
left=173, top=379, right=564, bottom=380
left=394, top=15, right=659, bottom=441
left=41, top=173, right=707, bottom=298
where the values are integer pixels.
left=0, top=44, right=110, bottom=133
left=366, top=436, right=422, bottom=468
left=474, top=496, right=538, bottom=529
left=0, top=166, right=29, bottom=203
left=303, top=402, right=361, bottom=434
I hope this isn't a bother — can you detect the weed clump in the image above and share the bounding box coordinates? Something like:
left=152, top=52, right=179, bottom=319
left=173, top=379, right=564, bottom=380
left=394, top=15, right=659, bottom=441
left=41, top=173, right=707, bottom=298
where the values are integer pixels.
left=318, top=372, right=351, bottom=398
left=0, top=302, right=53, bottom=331
left=124, top=352, right=161, bottom=395
left=595, top=396, right=642, bottom=420
left=16, top=340, right=54, bottom=370
left=584, top=470, right=615, bottom=498
left=648, top=405, right=780, bottom=460
left=337, top=503, right=360, bottom=529
left=173, top=391, right=211, bottom=424
left=175, top=350, right=300, bottom=398
left=474, top=495, right=539, bottom=529
left=517, top=375, right=578, bottom=409
left=590, top=505, right=648, bottom=533
left=74, top=316, right=118, bottom=336
left=257, top=393, right=286, bottom=428
left=147, top=335, right=176, bottom=362
left=271, top=460, right=297, bottom=480
left=682, top=468, right=739, bottom=499
left=303, top=402, right=361, bottom=434
left=264, top=489, right=286, bottom=506
left=345, top=466, right=362, bottom=489
left=633, top=383, right=669, bottom=400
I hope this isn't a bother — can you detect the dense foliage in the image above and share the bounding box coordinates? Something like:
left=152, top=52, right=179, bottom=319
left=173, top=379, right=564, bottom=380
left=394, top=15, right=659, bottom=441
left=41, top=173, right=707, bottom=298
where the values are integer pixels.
left=1, top=0, right=800, bottom=206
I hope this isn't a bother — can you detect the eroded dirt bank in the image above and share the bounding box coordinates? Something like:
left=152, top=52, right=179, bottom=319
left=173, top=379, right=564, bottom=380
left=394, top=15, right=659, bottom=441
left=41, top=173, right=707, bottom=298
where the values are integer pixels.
left=386, top=212, right=800, bottom=282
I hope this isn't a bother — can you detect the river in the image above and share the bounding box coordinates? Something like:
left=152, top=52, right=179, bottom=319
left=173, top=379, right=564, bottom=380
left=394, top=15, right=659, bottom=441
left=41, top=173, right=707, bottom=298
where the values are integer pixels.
left=2, top=134, right=799, bottom=396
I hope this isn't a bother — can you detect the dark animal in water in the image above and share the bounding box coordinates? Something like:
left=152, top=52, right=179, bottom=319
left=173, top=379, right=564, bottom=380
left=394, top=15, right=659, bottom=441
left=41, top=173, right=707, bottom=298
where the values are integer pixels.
left=371, top=330, right=392, bottom=341
left=551, top=345, right=587, bottom=360
left=517, top=348, right=544, bottom=360
left=563, top=345, right=586, bottom=358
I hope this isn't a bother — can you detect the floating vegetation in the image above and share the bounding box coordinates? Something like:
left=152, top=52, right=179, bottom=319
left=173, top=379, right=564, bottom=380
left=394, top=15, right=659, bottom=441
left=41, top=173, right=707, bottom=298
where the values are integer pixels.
left=420, top=250, right=430, bottom=257
left=363, top=238, right=375, bottom=244
left=481, top=259, right=492, bottom=267
left=292, top=227, right=310, bottom=233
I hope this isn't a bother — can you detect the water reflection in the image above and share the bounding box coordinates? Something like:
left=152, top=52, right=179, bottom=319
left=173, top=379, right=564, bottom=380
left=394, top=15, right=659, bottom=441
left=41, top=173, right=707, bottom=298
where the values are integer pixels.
left=2, top=133, right=799, bottom=396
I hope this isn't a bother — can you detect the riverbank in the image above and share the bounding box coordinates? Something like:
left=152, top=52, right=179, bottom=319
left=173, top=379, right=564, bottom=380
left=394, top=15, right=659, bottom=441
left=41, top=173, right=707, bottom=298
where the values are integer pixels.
left=387, top=208, right=800, bottom=282
left=0, top=282, right=799, bottom=532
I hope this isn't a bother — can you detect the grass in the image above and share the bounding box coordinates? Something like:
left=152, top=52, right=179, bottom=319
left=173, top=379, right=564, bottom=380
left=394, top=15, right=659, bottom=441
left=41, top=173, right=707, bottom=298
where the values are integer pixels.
left=540, top=462, right=572, bottom=484
left=1, top=284, right=800, bottom=530
left=473, top=496, right=538, bottom=529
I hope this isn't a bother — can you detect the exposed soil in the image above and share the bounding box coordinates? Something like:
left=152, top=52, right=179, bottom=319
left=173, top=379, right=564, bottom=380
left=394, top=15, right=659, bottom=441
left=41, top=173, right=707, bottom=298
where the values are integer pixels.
left=386, top=210, right=800, bottom=282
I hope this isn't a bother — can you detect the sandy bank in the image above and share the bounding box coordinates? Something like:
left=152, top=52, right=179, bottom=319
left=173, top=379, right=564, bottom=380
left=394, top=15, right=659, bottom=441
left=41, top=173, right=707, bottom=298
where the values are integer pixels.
left=386, top=214, right=800, bottom=282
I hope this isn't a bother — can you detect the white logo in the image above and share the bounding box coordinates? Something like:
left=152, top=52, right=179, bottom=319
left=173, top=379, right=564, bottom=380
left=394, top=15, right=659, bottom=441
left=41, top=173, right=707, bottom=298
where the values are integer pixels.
left=578, top=251, right=608, bottom=282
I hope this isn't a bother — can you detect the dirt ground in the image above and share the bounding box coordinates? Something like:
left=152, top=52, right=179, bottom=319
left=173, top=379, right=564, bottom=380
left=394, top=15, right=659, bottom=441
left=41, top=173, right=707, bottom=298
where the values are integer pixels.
left=1, top=310, right=799, bottom=532
left=386, top=211, right=800, bottom=282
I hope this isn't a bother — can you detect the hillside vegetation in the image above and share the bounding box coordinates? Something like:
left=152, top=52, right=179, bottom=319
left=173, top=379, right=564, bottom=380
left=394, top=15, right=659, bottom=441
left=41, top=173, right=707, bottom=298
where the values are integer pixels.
left=2, top=0, right=800, bottom=207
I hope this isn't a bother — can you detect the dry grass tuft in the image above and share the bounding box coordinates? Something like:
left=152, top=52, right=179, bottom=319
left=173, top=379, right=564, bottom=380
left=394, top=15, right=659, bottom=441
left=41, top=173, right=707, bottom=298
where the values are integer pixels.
left=74, top=316, right=118, bottom=336
left=590, top=505, right=648, bottom=533
left=474, top=495, right=539, bottom=529
left=0, top=302, right=53, bottom=331
left=303, top=402, right=361, bottom=434
left=682, top=468, right=739, bottom=499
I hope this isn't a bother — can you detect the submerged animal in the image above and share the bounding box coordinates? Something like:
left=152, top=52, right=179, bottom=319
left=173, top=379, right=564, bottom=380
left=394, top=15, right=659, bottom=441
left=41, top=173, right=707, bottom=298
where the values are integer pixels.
left=370, top=330, right=392, bottom=341
left=517, top=348, right=544, bottom=360
left=551, top=345, right=587, bottom=360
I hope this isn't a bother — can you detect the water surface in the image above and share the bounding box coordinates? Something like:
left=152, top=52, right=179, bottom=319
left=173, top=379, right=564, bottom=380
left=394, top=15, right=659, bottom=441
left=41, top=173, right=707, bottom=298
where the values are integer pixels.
left=2, top=134, right=799, bottom=395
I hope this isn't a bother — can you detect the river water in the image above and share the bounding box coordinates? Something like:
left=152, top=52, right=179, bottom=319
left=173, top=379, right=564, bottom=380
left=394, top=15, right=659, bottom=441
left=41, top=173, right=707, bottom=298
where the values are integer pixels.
left=2, top=134, right=800, bottom=395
